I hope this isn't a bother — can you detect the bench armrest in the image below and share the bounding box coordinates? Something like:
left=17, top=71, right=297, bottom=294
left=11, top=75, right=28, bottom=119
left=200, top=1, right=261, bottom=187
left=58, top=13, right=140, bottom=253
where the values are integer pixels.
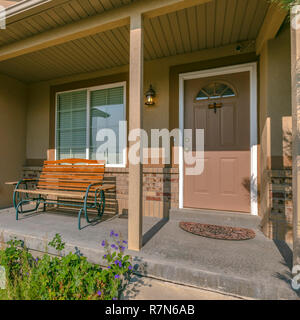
left=6, top=179, right=38, bottom=186
left=82, top=182, right=105, bottom=203
left=85, top=182, right=103, bottom=193
left=5, top=181, right=19, bottom=185
left=14, top=179, right=39, bottom=190
left=89, top=182, right=104, bottom=188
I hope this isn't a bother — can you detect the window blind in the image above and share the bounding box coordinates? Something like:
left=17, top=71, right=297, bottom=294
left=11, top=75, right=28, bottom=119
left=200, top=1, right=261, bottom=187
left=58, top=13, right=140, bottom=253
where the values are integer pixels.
left=56, top=90, right=87, bottom=160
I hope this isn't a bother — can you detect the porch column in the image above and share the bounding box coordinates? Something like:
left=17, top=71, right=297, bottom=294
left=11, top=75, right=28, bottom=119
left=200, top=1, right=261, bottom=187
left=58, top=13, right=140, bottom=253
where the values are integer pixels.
left=291, top=5, right=300, bottom=266
left=128, top=13, right=143, bottom=251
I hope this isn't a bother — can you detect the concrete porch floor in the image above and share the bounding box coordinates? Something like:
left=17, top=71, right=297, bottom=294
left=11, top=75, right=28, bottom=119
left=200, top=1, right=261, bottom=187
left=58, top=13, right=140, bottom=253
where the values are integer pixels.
left=0, top=206, right=298, bottom=300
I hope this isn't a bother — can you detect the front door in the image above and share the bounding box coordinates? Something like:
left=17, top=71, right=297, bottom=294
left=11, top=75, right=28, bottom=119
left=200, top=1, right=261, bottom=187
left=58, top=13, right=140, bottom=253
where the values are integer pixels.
left=183, top=71, right=251, bottom=213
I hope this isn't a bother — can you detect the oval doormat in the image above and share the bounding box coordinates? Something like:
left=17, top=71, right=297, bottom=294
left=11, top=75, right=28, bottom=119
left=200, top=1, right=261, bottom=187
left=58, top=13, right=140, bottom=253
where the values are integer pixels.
left=179, top=222, right=256, bottom=241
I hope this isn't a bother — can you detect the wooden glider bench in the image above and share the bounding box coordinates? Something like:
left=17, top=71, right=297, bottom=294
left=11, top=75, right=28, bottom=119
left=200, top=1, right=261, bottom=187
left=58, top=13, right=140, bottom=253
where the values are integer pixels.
left=9, top=159, right=115, bottom=230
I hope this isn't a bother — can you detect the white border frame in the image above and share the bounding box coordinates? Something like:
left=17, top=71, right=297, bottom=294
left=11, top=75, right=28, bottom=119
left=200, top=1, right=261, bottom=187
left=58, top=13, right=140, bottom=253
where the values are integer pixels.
left=55, top=81, right=127, bottom=168
left=178, top=62, right=258, bottom=216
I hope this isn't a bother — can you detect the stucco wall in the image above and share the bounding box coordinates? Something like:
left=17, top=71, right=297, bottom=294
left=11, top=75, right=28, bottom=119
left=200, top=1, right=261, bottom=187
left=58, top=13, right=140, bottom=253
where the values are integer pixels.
left=0, top=74, right=27, bottom=208
left=26, top=43, right=256, bottom=161
left=259, top=24, right=292, bottom=242
left=268, top=25, right=292, bottom=168
left=26, top=62, right=171, bottom=161
left=26, top=82, right=49, bottom=161
left=260, top=25, right=292, bottom=169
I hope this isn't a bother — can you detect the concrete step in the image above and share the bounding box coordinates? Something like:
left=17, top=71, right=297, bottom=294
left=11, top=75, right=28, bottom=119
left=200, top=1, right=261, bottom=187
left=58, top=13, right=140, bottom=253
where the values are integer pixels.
left=133, top=254, right=299, bottom=300
left=169, top=208, right=261, bottom=230
left=122, top=276, right=244, bottom=300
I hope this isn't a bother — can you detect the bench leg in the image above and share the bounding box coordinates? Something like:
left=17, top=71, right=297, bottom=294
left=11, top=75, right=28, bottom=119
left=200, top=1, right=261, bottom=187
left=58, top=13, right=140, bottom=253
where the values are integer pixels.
left=78, top=208, right=83, bottom=230
left=77, top=207, right=100, bottom=230
left=97, top=190, right=105, bottom=217
left=77, top=191, right=105, bottom=230
left=14, top=191, right=45, bottom=220
left=15, top=199, right=40, bottom=220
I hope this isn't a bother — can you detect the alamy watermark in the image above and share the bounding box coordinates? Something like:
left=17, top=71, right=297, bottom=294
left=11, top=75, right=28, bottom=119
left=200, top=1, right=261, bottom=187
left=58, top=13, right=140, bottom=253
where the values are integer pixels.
left=95, top=121, right=204, bottom=176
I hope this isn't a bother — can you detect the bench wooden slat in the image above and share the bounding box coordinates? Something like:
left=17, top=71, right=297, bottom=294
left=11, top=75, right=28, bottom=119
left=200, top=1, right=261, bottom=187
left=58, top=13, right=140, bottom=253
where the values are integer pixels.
left=41, top=166, right=104, bottom=169
left=17, top=185, right=115, bottom=199
left=40, top=174, right=104, bottom=179
left=38, top=181, right=103, bottom=188
left=36, top=187, right=104, bottom=192
left=38, top=179, right=104, bottom=184
left=44, top=159, right=104, bottom=165
left=37, top=185, right=96, bottom=191
left=40, top=177, right=104, bottom=183
left=39, top=174, right=104, bottom=180
left=42, top=168, right=105, bottom=173
left=16, top=189, right=86, bottom=199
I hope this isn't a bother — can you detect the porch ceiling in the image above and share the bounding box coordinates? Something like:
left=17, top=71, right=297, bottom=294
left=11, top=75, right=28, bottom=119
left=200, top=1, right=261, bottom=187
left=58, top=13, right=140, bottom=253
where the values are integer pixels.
left=0, top=0, right=137, bottom=47
left=0, top=25, right=131, bottom=82
left=0, top=0, right=269, bottom=83
left=143, top=0, right=269, bottom=59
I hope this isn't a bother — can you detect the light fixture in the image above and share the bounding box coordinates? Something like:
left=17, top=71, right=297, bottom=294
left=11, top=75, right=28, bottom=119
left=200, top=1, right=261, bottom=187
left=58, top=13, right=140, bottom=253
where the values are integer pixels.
left=145, top=84, right=156, bottom=106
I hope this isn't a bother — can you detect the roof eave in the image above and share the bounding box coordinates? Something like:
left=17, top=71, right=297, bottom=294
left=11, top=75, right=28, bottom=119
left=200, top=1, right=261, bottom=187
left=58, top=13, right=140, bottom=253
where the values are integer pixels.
left=4, top=0, right=50, bottom=18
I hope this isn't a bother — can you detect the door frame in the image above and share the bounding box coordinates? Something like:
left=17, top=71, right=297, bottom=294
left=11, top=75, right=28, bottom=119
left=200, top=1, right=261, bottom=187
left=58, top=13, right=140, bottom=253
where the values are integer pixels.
left=178, top=62, right=258, bottom=215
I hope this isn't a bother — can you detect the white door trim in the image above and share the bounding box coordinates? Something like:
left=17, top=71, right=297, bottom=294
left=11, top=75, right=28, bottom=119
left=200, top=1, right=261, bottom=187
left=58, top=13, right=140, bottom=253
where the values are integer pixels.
left=178, top=62, right=258, bottom=216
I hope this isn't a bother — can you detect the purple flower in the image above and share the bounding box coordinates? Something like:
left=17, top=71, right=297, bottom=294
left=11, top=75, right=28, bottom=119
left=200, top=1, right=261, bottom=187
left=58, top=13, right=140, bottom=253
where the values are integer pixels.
left=113, top=297, right=117, bottom=300
left=97, top=291, right=102, bottom=296
left=103, top=254, right=107, bottom=259
left=101, top=240, right=106, bottom=247
left=114, top=260, right=119, bottom=265
left=115, top=274, right=120, bottom=279
left=128, top=265, right=133, bottom=271
left=119, top=262, right=122, bottom=268
left=110, top=230, right=115, bottom=237
left=114, top=233, right=119, bottom=237
left=35, top=258, right=39, bottom=262
left=120, top=246, right=125, bottom=251
left=123, top=240, right=128, bottom=244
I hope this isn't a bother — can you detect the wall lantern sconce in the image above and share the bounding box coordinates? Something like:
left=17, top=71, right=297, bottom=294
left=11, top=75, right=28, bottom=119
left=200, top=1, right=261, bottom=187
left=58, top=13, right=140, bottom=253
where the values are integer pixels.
left=145, top=84, right=156, bottom=106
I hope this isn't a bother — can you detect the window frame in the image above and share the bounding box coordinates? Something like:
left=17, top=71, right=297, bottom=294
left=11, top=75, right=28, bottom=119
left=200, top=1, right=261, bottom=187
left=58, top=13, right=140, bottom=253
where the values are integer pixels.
left=55, top=81, right=127, bottom=168
left=194, top=81, right=237, bottom=102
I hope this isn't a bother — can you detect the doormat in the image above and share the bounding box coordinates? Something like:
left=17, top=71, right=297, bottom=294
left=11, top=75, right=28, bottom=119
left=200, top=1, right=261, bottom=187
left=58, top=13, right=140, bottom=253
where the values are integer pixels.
left=179, top=222, right=256, bottom=241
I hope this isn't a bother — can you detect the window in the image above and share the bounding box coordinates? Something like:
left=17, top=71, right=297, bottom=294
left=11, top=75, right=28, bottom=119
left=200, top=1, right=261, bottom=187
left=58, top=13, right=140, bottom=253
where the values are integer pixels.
left=89, top=85, right=125, bottom=164
left=56, top=82, right=126, bottom=166
left=56, top=90, right=87, bottom=160
left=195, top=82, right=236, bottom=101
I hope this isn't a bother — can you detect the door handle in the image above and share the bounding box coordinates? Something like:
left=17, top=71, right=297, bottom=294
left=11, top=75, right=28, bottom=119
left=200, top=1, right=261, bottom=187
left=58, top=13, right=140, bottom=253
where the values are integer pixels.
left=208, top=102, right=222, bottom=113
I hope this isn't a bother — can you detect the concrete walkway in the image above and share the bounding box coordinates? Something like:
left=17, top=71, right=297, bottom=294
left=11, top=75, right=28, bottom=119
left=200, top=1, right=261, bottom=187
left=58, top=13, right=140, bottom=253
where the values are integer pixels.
left=123, top=276, right=243, bottom=300
left=0, top=206, right=298, bottom=299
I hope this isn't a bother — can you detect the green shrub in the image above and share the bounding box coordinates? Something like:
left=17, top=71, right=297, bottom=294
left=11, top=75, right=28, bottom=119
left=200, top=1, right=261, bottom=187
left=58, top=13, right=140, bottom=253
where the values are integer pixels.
left=0, top=231, right=134, bottom=300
